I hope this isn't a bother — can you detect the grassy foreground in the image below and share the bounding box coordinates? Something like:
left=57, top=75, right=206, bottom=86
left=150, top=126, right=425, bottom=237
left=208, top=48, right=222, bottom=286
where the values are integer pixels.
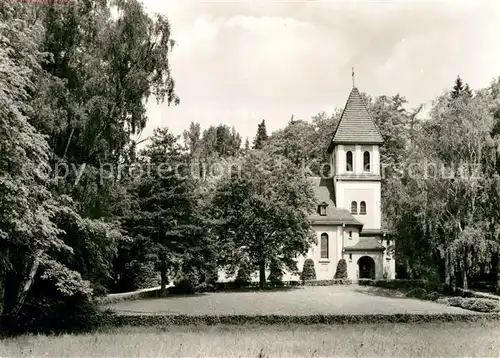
left=1, top=321, right=499, bottom=357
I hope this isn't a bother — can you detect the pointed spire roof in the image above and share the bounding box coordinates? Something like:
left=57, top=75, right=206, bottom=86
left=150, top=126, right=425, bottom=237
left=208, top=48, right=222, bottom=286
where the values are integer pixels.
left=331, top=87, right=383, bottom=146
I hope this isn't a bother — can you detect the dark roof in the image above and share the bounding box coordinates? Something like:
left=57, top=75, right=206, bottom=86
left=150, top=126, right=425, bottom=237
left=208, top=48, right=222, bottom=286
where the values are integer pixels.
left=331, top=87, right=384, bottom=145
left=344, top=237, right=385, bottom=251
left=308, top=177, right=363, bottom=227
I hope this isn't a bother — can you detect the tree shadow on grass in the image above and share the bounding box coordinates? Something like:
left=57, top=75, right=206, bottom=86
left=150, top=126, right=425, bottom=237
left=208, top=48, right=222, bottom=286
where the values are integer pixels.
left=354, top=286, right=408, bottom=299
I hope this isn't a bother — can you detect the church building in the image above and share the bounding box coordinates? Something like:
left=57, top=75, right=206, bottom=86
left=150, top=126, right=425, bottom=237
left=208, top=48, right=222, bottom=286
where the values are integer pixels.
left=297, top=85, right=395, bottom=281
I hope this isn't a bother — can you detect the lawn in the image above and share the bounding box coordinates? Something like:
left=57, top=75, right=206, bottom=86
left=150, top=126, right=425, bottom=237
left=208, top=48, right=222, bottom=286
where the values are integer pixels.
left=108, top=286, right=470, bottom=315
left=1, top=322, right=498, bottom=357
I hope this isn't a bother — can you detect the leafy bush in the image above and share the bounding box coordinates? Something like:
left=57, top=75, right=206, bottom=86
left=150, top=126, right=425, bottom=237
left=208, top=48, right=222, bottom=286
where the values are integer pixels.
left=6, top=284, right=107, bottom=335
left=268, top=261, right=284, bottom=287
left=168, top=272, right=199, bottom=295
left=300, top=259, right=316, bottom=282
left=406, top=287, right=428, bottom=299
left=443, top=297, right=499, bottom=313
left=358, top=279, right=500, bottom=310
left=334, top=259, right=348, bottom=279
left=358, top=279, right=374, bottom=286
left=426, top=291, right=441, bottom=301
left=233, top=261, right=252, bottom=288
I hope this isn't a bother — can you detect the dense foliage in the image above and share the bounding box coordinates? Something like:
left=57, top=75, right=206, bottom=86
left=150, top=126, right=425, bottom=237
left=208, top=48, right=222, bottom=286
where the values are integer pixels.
left=211, top=150, right=316, bottom=288
left=2, top=0, right=500, bottom=335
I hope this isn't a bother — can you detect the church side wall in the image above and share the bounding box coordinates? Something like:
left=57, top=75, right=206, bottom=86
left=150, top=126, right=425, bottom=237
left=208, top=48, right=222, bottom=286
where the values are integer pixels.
left=295, top=226, right=339, bottom=280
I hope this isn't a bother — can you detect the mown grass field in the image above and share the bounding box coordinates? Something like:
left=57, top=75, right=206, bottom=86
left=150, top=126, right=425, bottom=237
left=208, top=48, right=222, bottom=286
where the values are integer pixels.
left=108, top=286, right=470, bottom=315
left=1, top=321, right=498, bottom=357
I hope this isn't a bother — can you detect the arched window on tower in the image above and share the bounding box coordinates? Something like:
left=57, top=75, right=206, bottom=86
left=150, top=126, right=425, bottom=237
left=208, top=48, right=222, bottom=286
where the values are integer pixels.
left=346, top=151, right=353, bottom=172
left=360, top=201, right=366, bottom=215
left=351, top=201, right=358, bottom=215
left=320, top=233, right=329, bottom=259
left=363, top=151, right=370, bottom=172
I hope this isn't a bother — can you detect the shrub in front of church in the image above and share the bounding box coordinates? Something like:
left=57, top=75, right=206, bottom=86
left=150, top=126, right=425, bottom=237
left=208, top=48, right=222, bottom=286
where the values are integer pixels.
left=334, top=259, right=348, bottom=279
left=268, top=260, right=284, bottom=287
left=300, top=259, right=316, bottom=281
left=234, top=260, right=252, bottom=288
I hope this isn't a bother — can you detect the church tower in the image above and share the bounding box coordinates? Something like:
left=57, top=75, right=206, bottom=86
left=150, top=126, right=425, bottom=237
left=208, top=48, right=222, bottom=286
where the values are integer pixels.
left=327, top=85, right=394, bottom=280
left=329, top=87, right=383, bottom=234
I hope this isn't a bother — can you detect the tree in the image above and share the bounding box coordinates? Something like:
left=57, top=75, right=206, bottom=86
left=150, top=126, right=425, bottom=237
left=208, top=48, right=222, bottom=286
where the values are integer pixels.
left=264, top=112, right=340, bottom=175
left=123, top=128, right=216, bottom=296
left=30, top=0, right=179, bottom=219
left=451, top=75, right=465, bottom=99
left=211, top=150, right=316, bottom=288
left=386, top=91, right=499, bottom=288
left=243, top=137, right=250, bottom=155
left=25, top=0, right=182, bottom=300
left=0, top=3, right=93, bottom=331
left=451, top=75, right=472, bottom=100
left=253, top=120, right=268, bottom=149
left=182, top=122, right=201, bottom=156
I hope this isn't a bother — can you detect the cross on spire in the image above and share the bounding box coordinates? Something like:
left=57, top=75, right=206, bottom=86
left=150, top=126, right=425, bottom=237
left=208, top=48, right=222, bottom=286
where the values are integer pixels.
left=352, top=67, right=355, bottom=88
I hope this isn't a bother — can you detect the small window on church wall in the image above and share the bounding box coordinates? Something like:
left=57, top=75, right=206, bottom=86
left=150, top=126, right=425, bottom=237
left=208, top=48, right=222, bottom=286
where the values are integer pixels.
left=349, top=253, right=352, bottom=261
left=320, top=233, right=328, bottom=259
left=360, top=201, right=366, bottom=215
left=351, top=201, right=357, bottom=214
left=349, top=231, right=352, bottom=239
left=346, top=151, right=353, bottom=172
left=319, top=205, right=327, bottom=216
left=363, top=151, right=370, bottom=171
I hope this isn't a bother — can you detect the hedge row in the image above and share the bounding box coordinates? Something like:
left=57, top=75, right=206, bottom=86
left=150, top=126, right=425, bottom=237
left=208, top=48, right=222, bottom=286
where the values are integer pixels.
left=303, top=279, right=352, bottom=286
left=358, top=279, right=429, bottom=289
left=358, top=279, right=500, bottom=301
left=214, top=279, right=353, bottom=290
left=103, top=313, right=500, bottom=327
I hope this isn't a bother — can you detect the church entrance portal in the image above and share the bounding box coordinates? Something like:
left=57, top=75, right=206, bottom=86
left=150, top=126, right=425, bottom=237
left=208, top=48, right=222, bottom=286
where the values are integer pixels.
left=358, top=256, right=375, bottom=279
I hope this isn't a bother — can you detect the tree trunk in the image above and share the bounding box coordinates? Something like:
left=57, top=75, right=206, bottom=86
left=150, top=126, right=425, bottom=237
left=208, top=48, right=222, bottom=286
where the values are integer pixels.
left=462, top=268, right=468, bottom=290
left=11, top=249, right=43, bottom=317
left=1, top=249, right=43, bottom=332
left=462, top=258, right=468, bottom=290
left=160, top=261, right=167, bottom=297
left=444, top=252, right=451, bottom=286
left=259, top=259, right=266, bottom=289
left=496, top=253, right=500, bottom=295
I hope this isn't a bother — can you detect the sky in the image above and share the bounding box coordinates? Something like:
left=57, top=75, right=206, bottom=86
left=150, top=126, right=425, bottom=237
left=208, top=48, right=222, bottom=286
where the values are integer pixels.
left=136, top=0, right=500, bottom=146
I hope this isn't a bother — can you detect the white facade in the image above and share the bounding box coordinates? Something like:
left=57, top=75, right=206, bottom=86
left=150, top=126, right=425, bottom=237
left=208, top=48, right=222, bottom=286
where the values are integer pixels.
left=297, top=86, right=396, bottom=282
